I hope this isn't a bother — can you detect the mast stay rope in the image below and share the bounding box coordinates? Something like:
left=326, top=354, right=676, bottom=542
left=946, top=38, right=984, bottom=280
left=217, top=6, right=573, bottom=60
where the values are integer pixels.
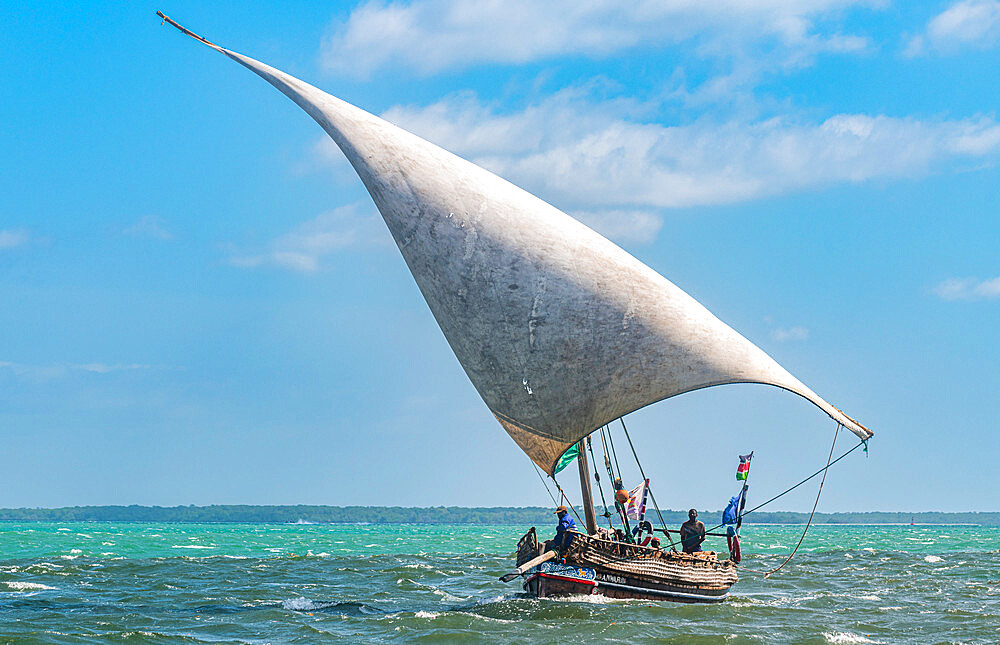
left=532, top=462, right=559, bottom=508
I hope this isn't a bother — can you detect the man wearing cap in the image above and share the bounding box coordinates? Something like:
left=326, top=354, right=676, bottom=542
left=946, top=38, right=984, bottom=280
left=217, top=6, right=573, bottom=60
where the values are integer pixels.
left=680, top=508, right=706, bottom=554
left=543, top=506, right=577, bottom=554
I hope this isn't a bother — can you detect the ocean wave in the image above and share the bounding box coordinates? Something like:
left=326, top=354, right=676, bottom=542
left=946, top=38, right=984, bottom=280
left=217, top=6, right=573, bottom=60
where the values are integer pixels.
left=431, top=587, right=467, bottom=603
left=171, top=545, right=215, bottom=549
left=4, top=581, right=56, bottom=591
left=25, top=562, right=62, bottom=573
left=280, top=598, right=382, bottom=615
left=823, top=631, right=879, bottom=644
left=414, top=610, right=439, bottom=619
left=923, top=555, right=943, bottom=563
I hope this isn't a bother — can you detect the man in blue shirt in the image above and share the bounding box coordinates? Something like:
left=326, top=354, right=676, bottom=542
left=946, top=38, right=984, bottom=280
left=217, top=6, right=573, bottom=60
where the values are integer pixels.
left=544, top=505, right=576, bottom=554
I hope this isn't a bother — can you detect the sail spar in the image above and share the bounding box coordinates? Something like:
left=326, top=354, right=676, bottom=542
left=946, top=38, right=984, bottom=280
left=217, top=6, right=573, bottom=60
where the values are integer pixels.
left=160, top=15, right=872, bottom=475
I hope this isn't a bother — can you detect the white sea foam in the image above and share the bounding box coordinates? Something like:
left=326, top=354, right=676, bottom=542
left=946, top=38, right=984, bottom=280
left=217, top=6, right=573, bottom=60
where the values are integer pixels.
left=924, top=555, right=943, bottom=563
left=28, top=562, right=62, bottom=572
left=57, top=528, right=70, bottom=532
left=281, top=597, right=327, bottom=611
left=414, top=610, right=439, bottom=619
left=432, top=587, right=466, bottom=603
left=553, top=593, right=628, bottom=604
left=171, top=545, right=215, bottom=549
left=4, top=581, right=56, bottom=591
left=823, top=631, right=878, bottom=644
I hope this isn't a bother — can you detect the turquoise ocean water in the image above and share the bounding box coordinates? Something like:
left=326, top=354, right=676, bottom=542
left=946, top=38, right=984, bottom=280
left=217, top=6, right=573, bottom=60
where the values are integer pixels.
left=1, top=522, right=998, bottom=643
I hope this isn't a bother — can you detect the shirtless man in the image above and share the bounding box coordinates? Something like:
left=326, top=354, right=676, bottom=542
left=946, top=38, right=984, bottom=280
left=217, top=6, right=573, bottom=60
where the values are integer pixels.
left=679, top=509, right=706, bottom=554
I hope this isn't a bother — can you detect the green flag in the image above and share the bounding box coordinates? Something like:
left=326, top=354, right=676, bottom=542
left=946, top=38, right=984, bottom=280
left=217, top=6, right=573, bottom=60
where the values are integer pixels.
left=554, top=444, right=580, bottom=474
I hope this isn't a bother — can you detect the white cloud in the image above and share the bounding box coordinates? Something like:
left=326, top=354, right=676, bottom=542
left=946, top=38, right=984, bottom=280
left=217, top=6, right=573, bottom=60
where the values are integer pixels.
left=933, top=276, right=1000, bottom=301
left=75, top=363, right=151, bottom=374
left=905, top=0, right=1000, bottom=57
left=379, top=91, right=1000, bottom=211
left=124, top=216, right=174, bottom=241
left=0, top=361, right=153, bottom=381
left=228, top=203, right=387, bottom=272
left=0, top=228, right=29, bottom=250
left=321, top=0, right=880, bottom=77
left=570, top=210, right=663, bottom=245
left=771, top=326, right=810, bottom=341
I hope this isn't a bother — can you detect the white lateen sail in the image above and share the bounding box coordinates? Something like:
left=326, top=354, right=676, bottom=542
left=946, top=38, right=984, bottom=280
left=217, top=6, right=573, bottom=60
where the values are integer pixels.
left=161, top=16, right=872, bottom=475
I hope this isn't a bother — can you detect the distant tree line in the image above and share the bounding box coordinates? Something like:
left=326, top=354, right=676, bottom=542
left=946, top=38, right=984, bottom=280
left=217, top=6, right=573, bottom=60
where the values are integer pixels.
left=0, top=505, right=996, bottom=525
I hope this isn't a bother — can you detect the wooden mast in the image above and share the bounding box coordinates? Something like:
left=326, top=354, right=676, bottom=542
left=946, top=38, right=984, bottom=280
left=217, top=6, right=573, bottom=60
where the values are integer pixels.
left=576, top=438, right=598, bottom=535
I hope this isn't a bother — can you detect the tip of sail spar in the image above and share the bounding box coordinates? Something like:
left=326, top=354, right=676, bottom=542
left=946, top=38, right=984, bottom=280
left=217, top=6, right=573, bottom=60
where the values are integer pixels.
left=158, top=14, right=873, bottom=475
left=157, top=12, right=215, bottom=47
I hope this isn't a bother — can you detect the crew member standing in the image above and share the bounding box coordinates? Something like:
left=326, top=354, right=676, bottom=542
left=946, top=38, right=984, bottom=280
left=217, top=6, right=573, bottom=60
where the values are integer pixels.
left=680, top=508, right=706, bottom=553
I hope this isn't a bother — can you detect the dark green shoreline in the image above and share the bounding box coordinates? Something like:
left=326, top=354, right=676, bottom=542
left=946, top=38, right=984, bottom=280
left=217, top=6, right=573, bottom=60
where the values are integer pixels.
left=1, top=506, right=998, bottom=526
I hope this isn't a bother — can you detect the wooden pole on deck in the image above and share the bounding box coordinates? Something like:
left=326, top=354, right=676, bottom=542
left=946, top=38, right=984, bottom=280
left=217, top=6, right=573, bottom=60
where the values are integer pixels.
left=577, top=439, right=598, bottom=535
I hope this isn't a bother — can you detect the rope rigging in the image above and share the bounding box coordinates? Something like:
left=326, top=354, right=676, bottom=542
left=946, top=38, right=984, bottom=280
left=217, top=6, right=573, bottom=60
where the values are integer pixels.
left=566, top=425, right=866, bottom=573
left=605, top=424, right=625, bottom=483
left=531, top=462, right=559, bottom=508
left=757, top=422, right=841, bottom=578
left=619, top=417, right=674, bottom=550
left=585, top=436, right=614, bottom=526
left=549, top=474, right=586, bottom=527
left=723, top=434, right=866, bottom=529
left=528, top=411, right=867, bottom=578
left=598, top=425, right=633, bottom=539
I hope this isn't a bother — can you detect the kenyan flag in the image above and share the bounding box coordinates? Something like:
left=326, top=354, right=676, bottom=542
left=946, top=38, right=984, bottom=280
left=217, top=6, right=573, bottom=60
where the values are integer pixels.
left=736, top=453, right=752, bottom=481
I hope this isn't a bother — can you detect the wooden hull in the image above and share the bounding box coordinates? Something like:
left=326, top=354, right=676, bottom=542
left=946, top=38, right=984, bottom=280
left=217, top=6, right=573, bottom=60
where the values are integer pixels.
left=514, top=527, right=736, bottom=604
left=522, top=560, right=730, bottom=603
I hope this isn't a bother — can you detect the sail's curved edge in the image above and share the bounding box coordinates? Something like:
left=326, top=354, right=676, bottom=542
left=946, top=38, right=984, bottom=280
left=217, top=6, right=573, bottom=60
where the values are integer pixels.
left=507, top=378, right=873, bottom=476
left=160, top=17, right=873, bottom=479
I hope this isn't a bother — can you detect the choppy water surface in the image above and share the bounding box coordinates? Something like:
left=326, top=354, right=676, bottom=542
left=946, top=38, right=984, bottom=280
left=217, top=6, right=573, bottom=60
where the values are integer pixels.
left=1, top=522, right=998, bottom=643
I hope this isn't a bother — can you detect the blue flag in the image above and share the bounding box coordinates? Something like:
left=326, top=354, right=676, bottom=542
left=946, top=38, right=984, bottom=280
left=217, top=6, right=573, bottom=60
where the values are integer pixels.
left=722, top=489, right=744, bottom=525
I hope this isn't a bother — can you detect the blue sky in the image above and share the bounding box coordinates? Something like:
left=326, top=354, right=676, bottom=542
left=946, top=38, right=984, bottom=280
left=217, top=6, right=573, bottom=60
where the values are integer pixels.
left=1, top=1, right=998, bottom=512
